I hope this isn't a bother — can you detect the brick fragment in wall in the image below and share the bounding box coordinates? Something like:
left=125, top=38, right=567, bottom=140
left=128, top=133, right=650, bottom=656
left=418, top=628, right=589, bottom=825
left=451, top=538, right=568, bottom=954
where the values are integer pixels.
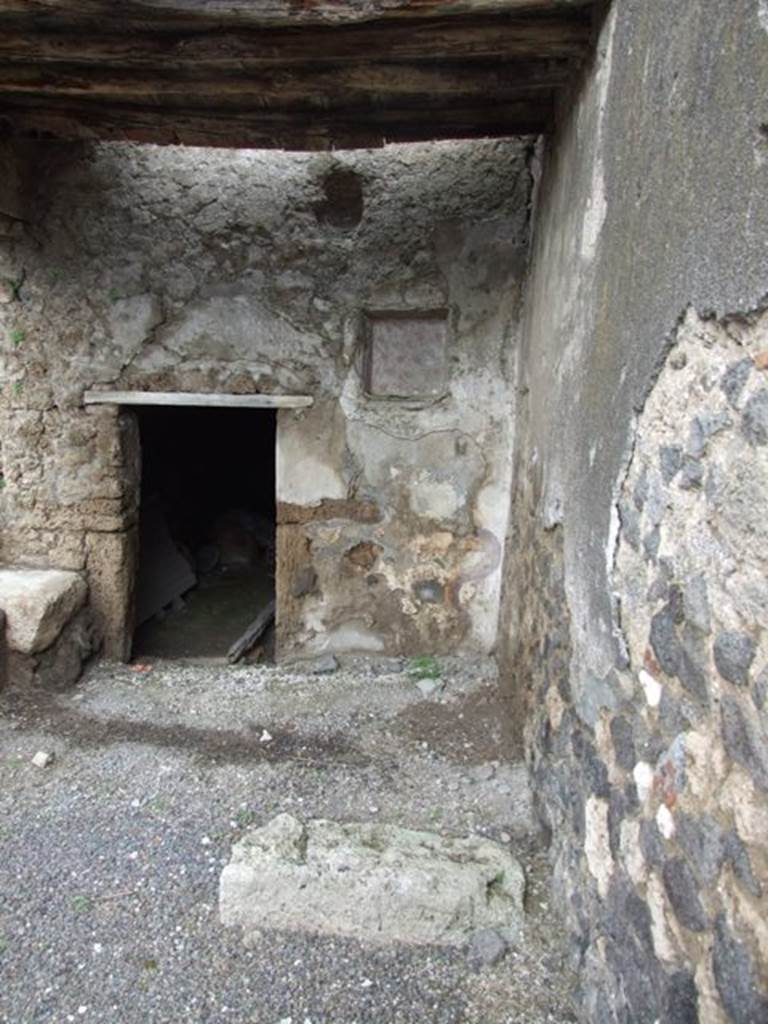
left=344, top=541, right=381, bottom=571
left=276, top=500, right=382, bottom=526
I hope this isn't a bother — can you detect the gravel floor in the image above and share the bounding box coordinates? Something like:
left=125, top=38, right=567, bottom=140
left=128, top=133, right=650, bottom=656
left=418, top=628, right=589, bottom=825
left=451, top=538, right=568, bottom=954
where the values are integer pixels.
left=0, top=657, right=577, bottom=1024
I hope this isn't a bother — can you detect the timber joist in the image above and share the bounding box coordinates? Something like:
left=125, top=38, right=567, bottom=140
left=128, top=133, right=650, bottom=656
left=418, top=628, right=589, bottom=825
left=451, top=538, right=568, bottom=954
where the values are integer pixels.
left=0, top=0, right=595, bottom=149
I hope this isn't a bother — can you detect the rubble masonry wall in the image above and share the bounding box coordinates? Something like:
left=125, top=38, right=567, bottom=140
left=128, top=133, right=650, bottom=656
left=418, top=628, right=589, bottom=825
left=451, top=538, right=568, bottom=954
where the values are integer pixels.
left=0, top=139, right=531, bottom=660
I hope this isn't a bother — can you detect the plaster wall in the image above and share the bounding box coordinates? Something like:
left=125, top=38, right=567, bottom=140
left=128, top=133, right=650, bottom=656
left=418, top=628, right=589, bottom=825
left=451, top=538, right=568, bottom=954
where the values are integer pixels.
left=499, top=1, right=768, bottom=1020
left=0, top=138, right=530, bottom=660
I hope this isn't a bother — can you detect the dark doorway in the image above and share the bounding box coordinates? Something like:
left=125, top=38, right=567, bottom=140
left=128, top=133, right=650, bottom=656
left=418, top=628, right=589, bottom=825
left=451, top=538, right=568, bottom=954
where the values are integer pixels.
left=132, top=406, right=276, bottom=661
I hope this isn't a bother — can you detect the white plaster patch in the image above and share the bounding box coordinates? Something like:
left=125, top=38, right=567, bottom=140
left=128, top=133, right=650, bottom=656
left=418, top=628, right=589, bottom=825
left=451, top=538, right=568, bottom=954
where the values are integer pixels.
left=584, top=796, right=613, bottom=898
left=276, top=410, right=347, bottom=505
left=409, top=474, right=462, bottom=521
left=580, top=162, right=607, bottom=262
left=759, top=0, right=768, bottom=32
left=578, top=3, right=617, bottom=261
left=471, top=474, right=513, bottom=653
left=107, top=293, right=164, bottom=358
left=322, top=623, right=385, bottom=654
left=277, top=448, right=346, bottom=505
left=633, top=761, right=655, bottom=803
left=639, top=669, right=662, bottom=708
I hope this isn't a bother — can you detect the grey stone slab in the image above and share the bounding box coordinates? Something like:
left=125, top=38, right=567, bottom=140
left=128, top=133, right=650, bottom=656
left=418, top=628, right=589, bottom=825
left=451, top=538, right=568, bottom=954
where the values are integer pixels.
left=220, top=814, right=525, bottom=948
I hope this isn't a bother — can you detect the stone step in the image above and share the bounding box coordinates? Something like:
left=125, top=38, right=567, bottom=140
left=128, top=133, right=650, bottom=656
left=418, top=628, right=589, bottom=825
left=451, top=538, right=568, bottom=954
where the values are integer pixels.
left=220, top=813, right=526, bottom=950
left=0, top=567, right=94, bottom=690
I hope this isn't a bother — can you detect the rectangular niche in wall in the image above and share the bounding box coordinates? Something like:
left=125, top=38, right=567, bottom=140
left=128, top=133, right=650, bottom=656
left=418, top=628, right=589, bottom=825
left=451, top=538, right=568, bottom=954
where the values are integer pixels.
left=363, top=310, right=448, bottom=399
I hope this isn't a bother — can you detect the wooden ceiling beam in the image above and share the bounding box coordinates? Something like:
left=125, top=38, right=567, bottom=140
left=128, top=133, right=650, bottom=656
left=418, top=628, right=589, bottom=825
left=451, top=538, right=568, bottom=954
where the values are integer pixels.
left=0, top=96, right=551, bottom=149
left=0, top=2, right=593, bottom=147
left=0, top=14, right=591, bottom=68
left=0, top=60, right=571, bottom=106
left=0, top=0, right=593, bottom=29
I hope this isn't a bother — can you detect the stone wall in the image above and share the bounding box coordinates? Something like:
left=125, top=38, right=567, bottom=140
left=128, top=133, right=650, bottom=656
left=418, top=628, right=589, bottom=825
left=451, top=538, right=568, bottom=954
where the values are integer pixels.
left=0, top=138, right=531, bottom=660
left=499, top=1, right=768, bottom=1020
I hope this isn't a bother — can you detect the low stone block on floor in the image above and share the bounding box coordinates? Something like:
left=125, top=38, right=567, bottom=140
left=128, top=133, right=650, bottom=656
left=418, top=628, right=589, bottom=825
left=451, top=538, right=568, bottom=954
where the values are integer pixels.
left=0, top=568, right=94, bottom=690
left=220, top=813, right=525, bottom=947
left=0, top=568, right=87, bottom=654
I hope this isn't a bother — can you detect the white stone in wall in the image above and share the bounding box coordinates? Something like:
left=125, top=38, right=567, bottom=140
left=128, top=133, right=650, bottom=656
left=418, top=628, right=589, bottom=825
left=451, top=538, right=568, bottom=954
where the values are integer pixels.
left=655, top=804, right=675, bottom=840
left=646, top=872, right=682, bottom=964
left=632, top=762, right=655, bottom=803
left=584, top=796, right=613, bottom=899
left=638, top=669, right=662, bottom=707
left=220, top=814, right=525, bottom=947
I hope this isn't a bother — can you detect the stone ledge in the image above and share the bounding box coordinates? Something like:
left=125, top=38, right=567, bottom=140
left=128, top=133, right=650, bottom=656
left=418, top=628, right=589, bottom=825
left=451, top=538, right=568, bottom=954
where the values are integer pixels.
left=220, top=813, right=525, bottom=947
left=0, top=567, right=87, bottom=654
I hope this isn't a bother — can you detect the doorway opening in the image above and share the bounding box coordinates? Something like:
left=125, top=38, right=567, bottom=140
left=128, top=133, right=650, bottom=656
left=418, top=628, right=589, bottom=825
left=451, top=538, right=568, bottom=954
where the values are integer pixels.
left=132, top=406, right=276, bottom=662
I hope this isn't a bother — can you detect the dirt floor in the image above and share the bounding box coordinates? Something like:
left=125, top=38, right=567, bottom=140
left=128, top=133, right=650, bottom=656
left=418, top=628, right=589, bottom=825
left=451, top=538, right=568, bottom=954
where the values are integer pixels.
left=133, top=564, right=274, bottom=661
left=0, top=656, right=578, bottom=1024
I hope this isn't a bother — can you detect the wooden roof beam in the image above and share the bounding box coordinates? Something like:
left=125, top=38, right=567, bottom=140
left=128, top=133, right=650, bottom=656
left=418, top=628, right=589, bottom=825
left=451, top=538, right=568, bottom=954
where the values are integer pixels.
left=0, top=60, right=572, bottom=105
left=0, top=96, right=551, bottom=149
left=0, top=14, right=592, bottom=68
left=0, top=1, right=594, bottom=30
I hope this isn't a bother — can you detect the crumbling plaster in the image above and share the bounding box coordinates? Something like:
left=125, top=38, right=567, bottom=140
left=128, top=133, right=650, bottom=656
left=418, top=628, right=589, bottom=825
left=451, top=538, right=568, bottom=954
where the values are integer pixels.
left=499, top=0, right=768, bottom=1020
left=0, top=138, right=531, bottom=660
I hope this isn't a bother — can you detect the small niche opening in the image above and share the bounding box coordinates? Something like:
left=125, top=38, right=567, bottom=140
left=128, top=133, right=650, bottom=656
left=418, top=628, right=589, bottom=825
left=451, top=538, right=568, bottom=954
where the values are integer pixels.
left=132, top=406, right=276, bottom=662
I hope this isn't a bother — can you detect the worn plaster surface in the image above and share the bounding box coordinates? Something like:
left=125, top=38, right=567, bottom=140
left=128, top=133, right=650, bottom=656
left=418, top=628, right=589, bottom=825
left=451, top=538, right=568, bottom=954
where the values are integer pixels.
left=498, top=1, right=768, bottom=1020
left=0, top=138, right=530, bottom=662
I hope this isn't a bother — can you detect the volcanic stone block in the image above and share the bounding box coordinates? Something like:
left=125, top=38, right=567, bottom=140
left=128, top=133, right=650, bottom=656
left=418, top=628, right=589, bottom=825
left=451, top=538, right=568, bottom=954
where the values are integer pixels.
left=220, top=814, right=525, bottom=947
left=713, top=631, right=756, bottom=687
left=662, top=858, right=708, bottom=933
left=720, top=358, right=753, bottom=408
left=713, top=914, right=768, bottom=1024
left=741, top=389, right=768, bottom=446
